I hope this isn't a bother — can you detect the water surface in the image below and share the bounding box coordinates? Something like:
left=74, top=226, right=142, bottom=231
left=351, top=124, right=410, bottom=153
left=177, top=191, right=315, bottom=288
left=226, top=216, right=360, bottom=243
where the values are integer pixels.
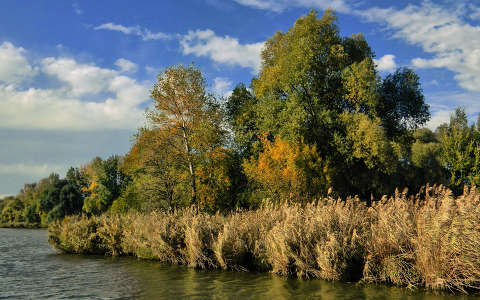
left=1, top=228, right=479, bottom=299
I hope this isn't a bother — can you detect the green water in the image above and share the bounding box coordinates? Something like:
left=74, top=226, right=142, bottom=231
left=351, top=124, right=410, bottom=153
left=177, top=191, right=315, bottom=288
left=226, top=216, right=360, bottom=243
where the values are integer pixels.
left=1, top=228, right=478, bottom=299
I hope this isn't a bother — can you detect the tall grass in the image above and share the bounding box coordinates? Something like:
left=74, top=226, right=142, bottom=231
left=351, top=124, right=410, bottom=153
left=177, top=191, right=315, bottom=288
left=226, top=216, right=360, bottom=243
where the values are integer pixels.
left=48, top=185, right=480, bottom=293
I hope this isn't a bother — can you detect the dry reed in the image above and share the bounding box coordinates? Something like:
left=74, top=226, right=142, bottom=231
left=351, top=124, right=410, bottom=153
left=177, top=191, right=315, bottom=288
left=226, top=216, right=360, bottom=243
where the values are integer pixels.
left=48, top=185, right=480, bottom=294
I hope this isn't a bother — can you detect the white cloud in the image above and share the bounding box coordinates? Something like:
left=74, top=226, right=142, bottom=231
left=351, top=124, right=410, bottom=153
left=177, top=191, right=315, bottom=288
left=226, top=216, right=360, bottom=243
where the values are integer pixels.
left=42, top=57, right=117, bottom=96
left=95, top=23, right=132, bottom=34
left=94, top=23, right=171, bottom=40
left=145, top=65, right=159, bottom=74
left=373, top=54, right=396, bottom=72
left=181, top=29, right=264, bottom=73
left=426, top=109, right=452, bottom=130
left=233, top=0, right=351, bottom=13
left=114, top=58, right=138, bottom=73
left=0, top=163, right=67, bottom=177
left=73, top=2, right=83, bottom=15
left=0, top=42, right=36, bottom=85
left=469, top=4, right=480, bottom=20
left=425, top=91, right=480, bottom=130
left=0, top=44, right=150, bottom=130
left=213, top=77, right=233, bottom=98
left=358, top=2, right=480, bottom=92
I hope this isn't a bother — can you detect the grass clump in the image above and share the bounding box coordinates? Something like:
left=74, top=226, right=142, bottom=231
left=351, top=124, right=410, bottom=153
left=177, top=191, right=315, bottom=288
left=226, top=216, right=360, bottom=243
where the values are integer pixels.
left=265, top=199, right=368, bottom=280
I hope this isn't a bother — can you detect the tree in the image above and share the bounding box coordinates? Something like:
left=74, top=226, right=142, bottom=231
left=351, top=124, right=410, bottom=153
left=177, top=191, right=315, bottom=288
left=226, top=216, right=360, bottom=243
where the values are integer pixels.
left=440, top=107, right=480, bottom=193
left=408, top=128, right=447, bottom=189
left=119, top=127, right=187, bottom=211
left=243, top=9, right=430, bottom=198
left=148, top=64, right=226, bottom=206
left=82, top=156, right=128, bottom=215
left=377, top=68, right=430, bottom=142
left=225, top=83, right=259, bottom=157
left=38, top=172, right=84, bottom=222
left=243, top=136, right=328, bottom=203
left=0, top=196, right=24, bottom=223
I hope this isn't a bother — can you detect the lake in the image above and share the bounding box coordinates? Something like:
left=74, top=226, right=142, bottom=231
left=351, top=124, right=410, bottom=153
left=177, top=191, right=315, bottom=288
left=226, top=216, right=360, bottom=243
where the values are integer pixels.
left=0, top=228, right=478, bottom=299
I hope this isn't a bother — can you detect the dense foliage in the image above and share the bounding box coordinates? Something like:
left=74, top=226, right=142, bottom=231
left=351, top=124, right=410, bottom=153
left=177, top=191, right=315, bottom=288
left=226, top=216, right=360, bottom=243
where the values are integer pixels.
left=1, top=10, right=478, bottom=226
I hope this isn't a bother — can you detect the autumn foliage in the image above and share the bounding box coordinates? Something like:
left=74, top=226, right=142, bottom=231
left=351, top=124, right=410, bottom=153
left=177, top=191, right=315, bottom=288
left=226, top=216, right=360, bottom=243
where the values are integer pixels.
left=243, top=136, right=328, bottom=203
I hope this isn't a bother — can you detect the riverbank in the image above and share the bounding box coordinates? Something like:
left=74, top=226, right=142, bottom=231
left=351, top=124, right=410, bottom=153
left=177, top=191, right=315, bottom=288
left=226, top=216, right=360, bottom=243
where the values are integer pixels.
left=7, top=228, right=473, bottom=299
left=0, top=222, right=43, bottom=229
left=48, top=185, right=480, bottom=294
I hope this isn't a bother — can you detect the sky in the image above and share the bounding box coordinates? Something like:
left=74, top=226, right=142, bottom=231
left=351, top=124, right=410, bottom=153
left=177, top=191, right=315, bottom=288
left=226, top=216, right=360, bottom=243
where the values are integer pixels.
left=1, top=0, right=480, bottom=196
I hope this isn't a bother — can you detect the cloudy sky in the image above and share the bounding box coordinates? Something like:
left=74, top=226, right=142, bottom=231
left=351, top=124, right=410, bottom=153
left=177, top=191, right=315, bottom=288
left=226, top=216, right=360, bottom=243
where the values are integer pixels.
left=1, top=0, right=480, bottom=196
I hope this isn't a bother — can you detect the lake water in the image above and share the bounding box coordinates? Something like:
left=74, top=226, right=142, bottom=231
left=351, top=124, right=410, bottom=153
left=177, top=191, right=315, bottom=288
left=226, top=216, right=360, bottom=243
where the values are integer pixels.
left=1, top=228, right=479, bottom=300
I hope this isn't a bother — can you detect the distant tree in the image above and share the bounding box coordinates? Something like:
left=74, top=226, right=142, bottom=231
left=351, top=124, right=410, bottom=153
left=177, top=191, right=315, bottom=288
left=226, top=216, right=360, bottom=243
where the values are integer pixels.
left=0, top=197, right=24, bottom=223
left=408, top=128, right=447, bottom=189
left=440, top=107, right=480, bottom=193
left=82, top=156, right=128, bottom=215
left=377, top=68, right=430, bottom=142
left=24, top=202, right=40, bottom=224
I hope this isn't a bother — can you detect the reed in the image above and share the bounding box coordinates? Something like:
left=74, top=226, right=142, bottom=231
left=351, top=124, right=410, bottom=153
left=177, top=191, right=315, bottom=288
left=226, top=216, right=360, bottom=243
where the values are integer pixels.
left=48, top=185, right=480, bottom=293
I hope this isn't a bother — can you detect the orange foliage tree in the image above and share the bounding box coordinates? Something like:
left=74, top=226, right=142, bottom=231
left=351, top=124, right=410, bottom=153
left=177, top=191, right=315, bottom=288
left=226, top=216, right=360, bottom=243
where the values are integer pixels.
left=243, top=136, right=329, bottom=203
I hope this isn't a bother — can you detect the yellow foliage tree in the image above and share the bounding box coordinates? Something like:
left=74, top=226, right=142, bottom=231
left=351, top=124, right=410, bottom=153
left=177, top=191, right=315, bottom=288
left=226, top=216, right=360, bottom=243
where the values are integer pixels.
left=196, top=147, right=232, bottom=211
left=243, top=136, right=329, bottom=203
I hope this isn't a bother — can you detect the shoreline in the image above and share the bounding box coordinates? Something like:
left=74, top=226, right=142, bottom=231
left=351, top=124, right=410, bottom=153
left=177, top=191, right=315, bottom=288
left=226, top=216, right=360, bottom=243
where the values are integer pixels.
left=48, top=185, right=480, bottom=295
left=0, top=222, right=44, bottom=229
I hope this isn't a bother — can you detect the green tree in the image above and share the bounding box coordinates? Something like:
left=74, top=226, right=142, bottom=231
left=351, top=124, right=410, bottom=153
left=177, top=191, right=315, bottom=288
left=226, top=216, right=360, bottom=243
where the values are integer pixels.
left=38, top=174, right=84, bottom=223
left=247, top=9, right=430, bottom=198
left=225, top=83, right=259, bottom=157
left=1, top=196, right=24, bottom=223
left=119, top=128, right=187, bottom=211
left=82, top=156, right=128, bottom=215
left=440, top=107, right=480, bottom=193
left=377, top=68, right=430, bottom=149
left=148, top=64, right=226, bottom=206
left=408, top=128, right=447, bottom=189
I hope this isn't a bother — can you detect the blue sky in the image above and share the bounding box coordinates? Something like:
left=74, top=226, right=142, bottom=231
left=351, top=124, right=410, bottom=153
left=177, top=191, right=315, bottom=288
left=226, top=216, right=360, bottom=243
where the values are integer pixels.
left=1, top=0, right=480, bottom=196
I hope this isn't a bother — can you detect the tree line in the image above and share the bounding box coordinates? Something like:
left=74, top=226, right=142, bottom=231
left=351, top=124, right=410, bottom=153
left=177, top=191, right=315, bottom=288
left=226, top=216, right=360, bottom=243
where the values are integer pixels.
left=1, top=10, right=479, bottom=226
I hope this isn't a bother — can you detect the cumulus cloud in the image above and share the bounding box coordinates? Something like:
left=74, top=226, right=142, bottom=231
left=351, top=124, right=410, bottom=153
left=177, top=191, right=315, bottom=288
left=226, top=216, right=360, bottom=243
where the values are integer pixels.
left=233, top=0, right=351, bottom=13
left=213, top=77, right=233, bottom=98
left=41, top=57, right=118, bottom=96
left=359, top=2, right=480, bottom=92
left=181, top=29, right=264, bottom=74
left=0, top=42, right=36, bottom=85
left=94, top=23, right=171, bottom=40
left=114, top=58, right=138, bottom=73
left=426, top=109, right=452, bottom=130
left=0, top=43, right=150, bottom=130
left=373, top=54, right=396, bottom=72
left=424, top=90, right=480, bottom=130
left=469, top=4, right=480, bottom=20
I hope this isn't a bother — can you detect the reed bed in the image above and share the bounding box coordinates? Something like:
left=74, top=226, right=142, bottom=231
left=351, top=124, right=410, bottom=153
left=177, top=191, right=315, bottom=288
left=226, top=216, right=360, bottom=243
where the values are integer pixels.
left=48, top=185, right=480, bottom=293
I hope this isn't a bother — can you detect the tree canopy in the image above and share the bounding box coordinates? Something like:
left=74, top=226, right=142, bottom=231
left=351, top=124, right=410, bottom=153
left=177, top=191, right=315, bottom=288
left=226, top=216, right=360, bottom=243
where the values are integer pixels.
left=5, top=9, right=479, bottom=226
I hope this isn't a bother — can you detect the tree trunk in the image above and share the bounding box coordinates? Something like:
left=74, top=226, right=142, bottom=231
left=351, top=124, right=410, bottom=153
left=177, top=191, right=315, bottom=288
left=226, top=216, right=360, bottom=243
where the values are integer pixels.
left=182, top=124, right=197, bottom=205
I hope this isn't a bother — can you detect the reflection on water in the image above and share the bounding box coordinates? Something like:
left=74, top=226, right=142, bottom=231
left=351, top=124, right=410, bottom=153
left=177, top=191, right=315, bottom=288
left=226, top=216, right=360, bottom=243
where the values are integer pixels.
left=0, top=228, right=478, bottom=299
